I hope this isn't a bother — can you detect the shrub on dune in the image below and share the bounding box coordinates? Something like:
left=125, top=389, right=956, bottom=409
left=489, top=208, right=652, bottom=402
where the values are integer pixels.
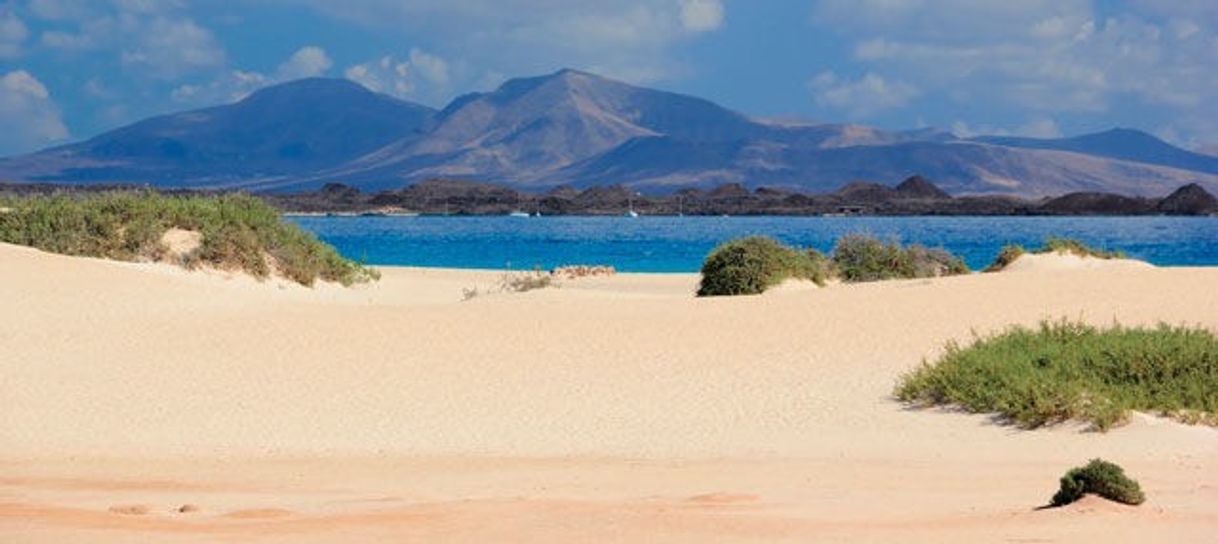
left=1040, top=237, right=1125, bottom=260
left=1051, top=459, right=1145, bottom=507
left=895, top=320, right=1218, bottom=431
left=984, top=244, right=1026, bottom=272
left=985, top=238, right=1125, bottom=272
left=831, top=234, right=968, bottom=282
left=696, top=236, right=830, bottom=297
left=0, top=191, right=377, bottom=286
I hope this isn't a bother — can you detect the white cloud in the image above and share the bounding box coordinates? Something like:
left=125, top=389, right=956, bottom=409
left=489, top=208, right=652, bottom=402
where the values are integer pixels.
left=678, top=0, right=724, bottom=32
left=810, top=0, right=1218, bottom=142
left=275, top=46, right=333, bottom=80
left=284, top=0, right=723, bottom=86
left=171, top=46, right=336, bottom=106
left=0, top=71, right=69, bottom=155
left=0, top=9, right=29, bottom=59
left=121, top=17, right=226, bottom=79
left=343, top=48, right=452, bottom=103
left=809, top=71, right=919, bottom=117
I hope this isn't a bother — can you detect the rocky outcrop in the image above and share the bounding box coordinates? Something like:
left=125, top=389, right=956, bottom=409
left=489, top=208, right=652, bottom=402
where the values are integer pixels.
left=1157, top=183, right=1218, bottom=215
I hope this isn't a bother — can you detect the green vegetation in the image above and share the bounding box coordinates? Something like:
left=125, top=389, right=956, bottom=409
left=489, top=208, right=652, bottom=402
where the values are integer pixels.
left=985, top=238, right=1125, bottom=272
left=500, top=267, right=556, bottom=293
left=831, top=234, right=969, bottom=283
left=696, top=236, right=831, bottom=297
left=984, top=244, right=1026, bottom=272
left=895, top=321, right=1218, bottom=431
left=1041, top=237, right=1125, bottom=259
left=1051, top=459, right=1146, bottom=507
left=0, top=191, right=378, bottom=286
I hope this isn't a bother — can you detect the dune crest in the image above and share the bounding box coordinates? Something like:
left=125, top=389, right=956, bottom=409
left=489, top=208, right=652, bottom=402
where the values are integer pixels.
left=997, top=252, right=1153, bottom=273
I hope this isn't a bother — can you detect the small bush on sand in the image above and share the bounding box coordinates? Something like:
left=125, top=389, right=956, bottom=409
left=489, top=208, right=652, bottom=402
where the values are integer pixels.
left=500, top=267, right=555, bottom=293
left=0, top=191, right=377, bottom=286
left=984, top=244, right=1026, bottom=272
left=697, top=236, right=830, bottom=297
left=1041, top=237, right=1125, bottom=260
left=895, top=320, right=1218, bottom=431
left=1051, top=459, right=1145, bottom=507
left=831, top=234, right=968, bottom=283
left=987, top=238, right=1125, bottom=271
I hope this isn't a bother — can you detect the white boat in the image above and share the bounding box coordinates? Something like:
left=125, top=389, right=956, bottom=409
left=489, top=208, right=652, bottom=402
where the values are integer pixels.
left=509, top=210, right=530, bottom=218
left=625, top=210, right=639, bottom=218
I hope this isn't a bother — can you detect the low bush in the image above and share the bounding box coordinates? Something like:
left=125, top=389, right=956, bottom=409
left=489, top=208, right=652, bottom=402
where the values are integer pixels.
left=831, top=234, right=968, bottom=282
left=1041, top=237, right=1125, bottom=259
left=895, top=320, right=1218, bottom=430
left=1051, top=459, right=1145, bottom=506
left=500, top=267, right=555, bottom=293
left=986, top=238, right=1125, bottom=272
left=0, top=191, right=378, bottom=286
left=984, top=244, right=1026, bottom=272
left=696, top=236, right=831, bottom=296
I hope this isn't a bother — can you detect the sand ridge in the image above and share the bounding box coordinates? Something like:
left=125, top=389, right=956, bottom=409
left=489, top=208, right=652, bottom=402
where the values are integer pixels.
left=1, top=243, right=1216, bottom=542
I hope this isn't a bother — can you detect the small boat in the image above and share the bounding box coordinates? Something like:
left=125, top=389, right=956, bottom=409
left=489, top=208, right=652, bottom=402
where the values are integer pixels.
left=625, top=210, right=639, bottom=218
left=509, top=210, right=531, bottom=218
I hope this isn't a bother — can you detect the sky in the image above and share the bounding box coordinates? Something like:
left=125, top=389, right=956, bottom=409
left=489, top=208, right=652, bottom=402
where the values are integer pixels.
left=1, top=0, right=1216, bottom=156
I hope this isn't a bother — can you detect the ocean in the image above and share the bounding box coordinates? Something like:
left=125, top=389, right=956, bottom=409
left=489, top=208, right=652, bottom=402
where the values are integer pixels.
left=289, top=215, right=1218, bottom=272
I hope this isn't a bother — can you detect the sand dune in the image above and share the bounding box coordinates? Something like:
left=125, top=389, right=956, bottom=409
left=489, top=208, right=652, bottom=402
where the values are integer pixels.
left=2, top=243, right=1216, bottom=542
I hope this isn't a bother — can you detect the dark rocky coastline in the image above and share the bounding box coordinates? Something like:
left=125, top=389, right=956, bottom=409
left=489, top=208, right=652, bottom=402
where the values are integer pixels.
left=3, top=176, right=1216, bottom=217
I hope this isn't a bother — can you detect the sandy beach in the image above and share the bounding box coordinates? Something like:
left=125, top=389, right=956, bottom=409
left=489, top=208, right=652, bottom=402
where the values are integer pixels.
left=2, top=242, right=1216, bottom=542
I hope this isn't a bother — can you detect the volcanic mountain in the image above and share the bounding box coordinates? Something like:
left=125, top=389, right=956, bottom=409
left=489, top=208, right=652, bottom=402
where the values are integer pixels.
left=3, top=69, right=1217, bottom=197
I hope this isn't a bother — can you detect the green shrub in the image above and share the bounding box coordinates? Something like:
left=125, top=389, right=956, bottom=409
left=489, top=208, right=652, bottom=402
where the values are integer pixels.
left=1051, top=459, right=1145, bottom=506
left=1041, top=237, right=1125, bottom=259
left=697, top=236, right=830, bottom=297
left=500, top=267, right=555, bottom=293
left=895, top=320, right=1218, bottom=430
left=0, top=191, right=377, bottom=286
left=984, top=244, right=1026, bottom=272
left=831, top=234, right=968, bottom=283
left=985, top=238, right=1125, bottom=272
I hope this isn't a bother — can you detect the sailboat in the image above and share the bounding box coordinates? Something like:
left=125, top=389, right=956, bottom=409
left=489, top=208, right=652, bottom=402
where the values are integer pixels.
left=625, top=194, right=640, bottom=218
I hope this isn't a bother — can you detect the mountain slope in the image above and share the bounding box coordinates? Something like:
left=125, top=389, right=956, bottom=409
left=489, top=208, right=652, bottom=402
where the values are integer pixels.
left=3, top=71, right=1218, bottom=197
left=975, top=129, right=1218, bottom=175
left=0, top=78, right=436, bottom=187
left=313, top=69, right=766, bottom=190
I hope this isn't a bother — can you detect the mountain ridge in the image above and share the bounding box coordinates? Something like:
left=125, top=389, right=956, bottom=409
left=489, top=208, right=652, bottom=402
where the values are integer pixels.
left=2, top=70, right=1217, bottom=198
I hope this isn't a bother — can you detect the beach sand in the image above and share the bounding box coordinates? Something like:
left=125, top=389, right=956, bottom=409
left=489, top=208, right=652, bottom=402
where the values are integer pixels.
left=2, top=242, right=1216, bottom=542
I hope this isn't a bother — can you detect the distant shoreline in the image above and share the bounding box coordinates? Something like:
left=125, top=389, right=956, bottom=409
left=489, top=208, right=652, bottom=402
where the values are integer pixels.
left=4, top=176, right=1217, bottom=217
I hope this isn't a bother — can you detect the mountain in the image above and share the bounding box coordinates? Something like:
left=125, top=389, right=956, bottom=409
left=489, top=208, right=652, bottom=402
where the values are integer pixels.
left=3, top=70, right=1218, bottom=197
left=309, top=68, right=765, bottom=190
left=0, top=78, right=436, bottom=187
left=974, top=129, right=1218, bottom=175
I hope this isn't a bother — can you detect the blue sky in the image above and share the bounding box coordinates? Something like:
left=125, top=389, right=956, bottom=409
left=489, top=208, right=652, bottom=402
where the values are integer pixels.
left=1, top=0, right=1216, bottom=156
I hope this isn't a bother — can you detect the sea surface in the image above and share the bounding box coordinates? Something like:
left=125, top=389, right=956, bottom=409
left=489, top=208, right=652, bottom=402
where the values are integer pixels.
left=289, top=215, right=1218, bottom=272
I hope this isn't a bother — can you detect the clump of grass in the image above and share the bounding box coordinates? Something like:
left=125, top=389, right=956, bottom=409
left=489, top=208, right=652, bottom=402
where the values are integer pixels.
left=0, top=191, right=377, bottom=286
left=831, top=234, right=968, bottom=283
left=1041, top=237, right=1125, bottom=260
left=986, top=238, right=1125, bottom=272
left=895, top=320, right=1218, bottom=431
left=1051, top=459, right=1145, bottom=507
left=499, top=267, right=555, bottom=293
left=984, top=244, right=1026, bottom=272
left=696, top=236, right=831, bottom=297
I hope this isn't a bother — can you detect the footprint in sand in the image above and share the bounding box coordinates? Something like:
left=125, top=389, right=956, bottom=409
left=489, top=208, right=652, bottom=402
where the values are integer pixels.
left=108, top=504, right=151, bottom=516
left=685, top=493, right=760, bottom=505
left=223, top=508, right=293, bottom=520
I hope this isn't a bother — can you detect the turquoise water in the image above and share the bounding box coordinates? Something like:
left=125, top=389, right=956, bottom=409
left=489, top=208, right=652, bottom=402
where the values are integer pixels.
left=289, top=216, right=1218, bottom=272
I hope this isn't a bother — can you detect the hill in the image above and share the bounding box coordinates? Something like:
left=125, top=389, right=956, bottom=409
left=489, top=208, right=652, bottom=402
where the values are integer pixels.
left=3, top=71, right=1217, bottom=197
